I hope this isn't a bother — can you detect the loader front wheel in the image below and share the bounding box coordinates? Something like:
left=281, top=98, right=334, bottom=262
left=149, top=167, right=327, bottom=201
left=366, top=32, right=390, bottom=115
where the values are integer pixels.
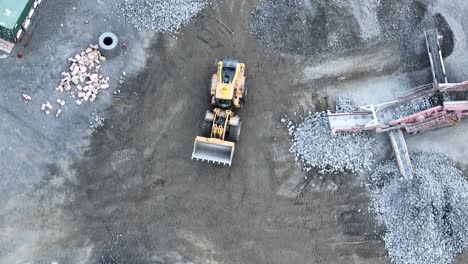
left=201, top=121, right=212, bottom=137
left=228, top=121, right=241, bottom=142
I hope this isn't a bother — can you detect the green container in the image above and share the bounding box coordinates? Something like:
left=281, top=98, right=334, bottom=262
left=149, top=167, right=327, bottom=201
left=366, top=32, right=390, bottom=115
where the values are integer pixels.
left=0, top=0, right=34, bottom=42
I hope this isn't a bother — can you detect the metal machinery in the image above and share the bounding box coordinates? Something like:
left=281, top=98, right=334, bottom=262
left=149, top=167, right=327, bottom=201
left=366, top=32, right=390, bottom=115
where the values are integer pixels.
left=192, top=59, right=247, bottom=165
left=327, top=29, right=468, bottom=179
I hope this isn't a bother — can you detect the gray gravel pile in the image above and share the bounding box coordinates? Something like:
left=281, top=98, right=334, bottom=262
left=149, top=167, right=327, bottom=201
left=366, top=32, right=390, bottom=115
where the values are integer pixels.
left=384, top=96, right=434, bottom=121
left=288, top=112, right=376, bottom=173
left=249, top=0, right=454, bottom=63
left=377, top=0, right=454, bottom=67
left=249, top=0, right=394, bottom=55
left=368, top=152, right=468, bottom=264
left=249, top=0, right=321, bottom=55
left=120, top=0, right=208, bottom=32
left=335, top=98, right=359, bottom=113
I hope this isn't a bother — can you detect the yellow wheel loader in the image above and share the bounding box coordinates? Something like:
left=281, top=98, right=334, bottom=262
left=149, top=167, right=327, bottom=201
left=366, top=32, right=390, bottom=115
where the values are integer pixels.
left=192, top=59, right=247, bottom=165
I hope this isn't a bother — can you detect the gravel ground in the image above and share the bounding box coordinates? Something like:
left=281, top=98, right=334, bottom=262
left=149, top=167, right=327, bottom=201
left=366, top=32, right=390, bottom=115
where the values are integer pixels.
left=119, top=0, right=209, bottom=32
left=367, top=152, right=468, bottom=264
left=288, top=112, right=376, bottom=173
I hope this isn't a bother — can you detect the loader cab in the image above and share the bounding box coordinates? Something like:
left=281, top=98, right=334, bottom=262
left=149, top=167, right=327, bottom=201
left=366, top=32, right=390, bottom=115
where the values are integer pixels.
left=216, top=99, right=232, bottom=109
left=221, top=59, right=238, bottom=84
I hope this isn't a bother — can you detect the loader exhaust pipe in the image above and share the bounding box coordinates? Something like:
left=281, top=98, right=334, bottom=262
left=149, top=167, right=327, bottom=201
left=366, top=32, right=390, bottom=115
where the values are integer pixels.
left=191, top=137, right=235, bottom=166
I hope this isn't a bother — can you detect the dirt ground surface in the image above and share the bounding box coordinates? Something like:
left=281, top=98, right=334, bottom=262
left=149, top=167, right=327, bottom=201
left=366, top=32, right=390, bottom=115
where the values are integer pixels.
left=1, top=0, right=468, bottom=264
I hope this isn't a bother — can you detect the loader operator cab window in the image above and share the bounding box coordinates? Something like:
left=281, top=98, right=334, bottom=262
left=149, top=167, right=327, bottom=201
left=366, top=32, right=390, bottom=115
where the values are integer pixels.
left=221, top=65, right=236, bottom=84
left=217, top=99, right=232, bottom=109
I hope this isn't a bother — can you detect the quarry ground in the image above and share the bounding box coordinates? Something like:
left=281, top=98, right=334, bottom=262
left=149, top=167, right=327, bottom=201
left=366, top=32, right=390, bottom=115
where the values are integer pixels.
left=1, top=0, right=468, bottom=264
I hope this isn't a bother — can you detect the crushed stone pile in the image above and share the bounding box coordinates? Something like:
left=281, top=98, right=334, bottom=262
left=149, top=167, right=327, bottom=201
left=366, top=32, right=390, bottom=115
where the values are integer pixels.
left=377, top=0, right=454, bottom=67
left=249, top=0, right=453, bottom=61
left=368, top=152, right=468, bottom=264
left=288, top=112, right=376, bottom=173
left=120, top=0, right=208, bottom=32
left=249, top=0, right=326, bottom=55
left=383, top=96, right=435, bottom=121
left=249, top=0, right=380, bottom=55
left=335, top=98, right=359, bottom=113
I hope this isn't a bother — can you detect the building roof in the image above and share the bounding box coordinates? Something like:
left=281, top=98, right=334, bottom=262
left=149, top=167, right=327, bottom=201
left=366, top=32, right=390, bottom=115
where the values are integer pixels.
left=0, top=0, right=30, bottom=30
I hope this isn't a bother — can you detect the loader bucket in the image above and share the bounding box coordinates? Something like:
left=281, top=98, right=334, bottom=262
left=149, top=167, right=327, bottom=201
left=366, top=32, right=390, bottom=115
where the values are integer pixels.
left=191, top=136, right=235, bottom=166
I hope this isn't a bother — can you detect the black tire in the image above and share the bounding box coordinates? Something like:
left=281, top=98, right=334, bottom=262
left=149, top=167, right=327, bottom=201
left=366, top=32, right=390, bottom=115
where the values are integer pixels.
left=201, top=121, right=212, bottom=137
left=242, top=77, right=248, bottom=102
left=98, top=32, right=118, bottom=58
left=228, top=121, right=241, bottom=142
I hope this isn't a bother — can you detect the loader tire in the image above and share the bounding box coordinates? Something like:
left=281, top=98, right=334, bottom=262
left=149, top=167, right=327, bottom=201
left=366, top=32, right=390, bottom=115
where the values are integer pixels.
left=242, top=78, right=248, bottom=102
left=201, top=121, right=212, bottom=137
left=98, top=32, right=119, bottom=58
left=241, top=78, right=248, bottom=103
left=228, top=121, right=241, bottom=142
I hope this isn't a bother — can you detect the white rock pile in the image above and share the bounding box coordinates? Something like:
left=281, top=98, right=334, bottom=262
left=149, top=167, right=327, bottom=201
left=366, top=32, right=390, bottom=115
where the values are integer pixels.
left=288, top=112, right=376, bottom=173
left=41, top=44, right=110, bottom=117
left=120, top=0, right=208, bottom=32
left=58, top=44, right=109, bottom=104
left=368, top=152, right=468, bottom=264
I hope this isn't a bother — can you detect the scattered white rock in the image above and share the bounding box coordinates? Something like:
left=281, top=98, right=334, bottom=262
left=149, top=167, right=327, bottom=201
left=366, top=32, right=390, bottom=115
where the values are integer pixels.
left=89, top=115, right=105, bottom=129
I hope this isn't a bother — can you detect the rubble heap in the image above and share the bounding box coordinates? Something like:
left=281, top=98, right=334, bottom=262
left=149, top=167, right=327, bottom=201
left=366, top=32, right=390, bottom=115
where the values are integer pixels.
left=120, top=0, right=208, bottom=32
left=41, top=44, right=110, bottom=117
left=368, top=152, right=468, bottom=264
left=57, top=44, right=109, bottom=104
left=288, top=112, right=376, bottom=173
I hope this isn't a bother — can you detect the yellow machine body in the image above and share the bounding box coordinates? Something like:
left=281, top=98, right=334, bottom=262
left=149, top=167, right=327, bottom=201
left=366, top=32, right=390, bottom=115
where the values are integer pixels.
left=192, top=59, right=246, bottom=166
left=210, top=60, right=246, bottom=108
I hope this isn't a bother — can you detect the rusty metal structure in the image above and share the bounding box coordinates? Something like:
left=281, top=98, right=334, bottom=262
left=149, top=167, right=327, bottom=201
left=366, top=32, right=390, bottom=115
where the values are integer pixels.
left=327, top=29, right=468, bottom=179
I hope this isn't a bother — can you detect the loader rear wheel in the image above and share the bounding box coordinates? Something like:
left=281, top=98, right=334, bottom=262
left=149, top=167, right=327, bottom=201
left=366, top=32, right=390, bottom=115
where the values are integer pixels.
left=201, top=121, right=212, bottom=137
left=228, top=121, right=241, bottom=142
